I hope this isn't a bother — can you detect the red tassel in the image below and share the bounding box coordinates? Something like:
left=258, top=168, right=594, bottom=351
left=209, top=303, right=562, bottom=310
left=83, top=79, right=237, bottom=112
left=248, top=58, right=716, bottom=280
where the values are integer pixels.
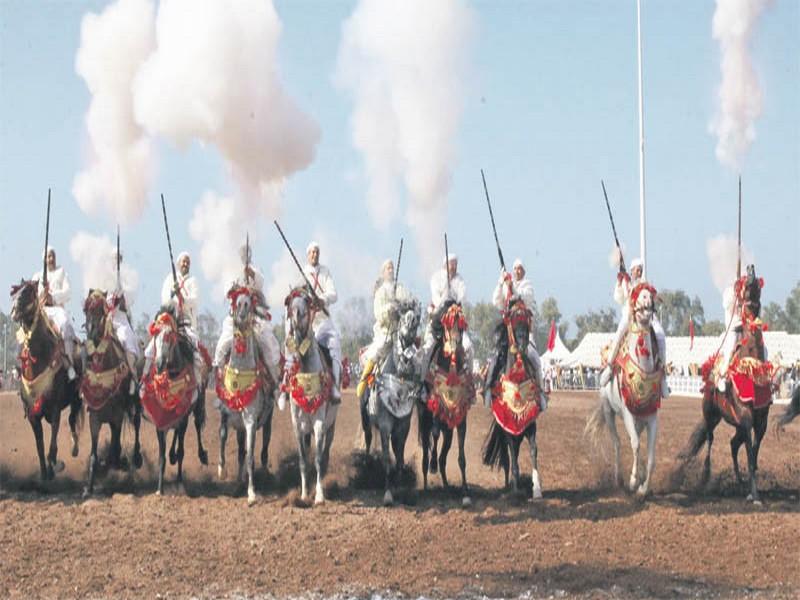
left=547, top=320, right=556, bottom=352
left=689, top=319, right=695, bottom=350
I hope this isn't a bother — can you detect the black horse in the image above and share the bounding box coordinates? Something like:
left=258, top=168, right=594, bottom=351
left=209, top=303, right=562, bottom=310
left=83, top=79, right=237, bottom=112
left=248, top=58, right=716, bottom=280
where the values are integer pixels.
left=482, top=297, right=544, bottom=498
left=10, top=279, right=82, bottom=481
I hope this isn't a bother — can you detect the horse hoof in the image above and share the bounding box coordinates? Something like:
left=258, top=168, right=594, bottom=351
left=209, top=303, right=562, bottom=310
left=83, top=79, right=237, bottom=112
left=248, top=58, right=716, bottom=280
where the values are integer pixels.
left=71, top=444, right=79, bottom=458
left=462, top=496, right=472, bottom=508
left=54, top=460, right=65, bottom=474
left=247, top=492, right=257, bottom=506
left=155, top=489, right=162, bottom=497
left=218, top=465, right=226, bottom=480
left=82, top=488, right=91, bottom=499
left=532, top=489, right=543, bottom=501
left=199, top=450, right=209, bottom=466
left=169, top=451, right=178, bottom=466
left=383, top=490, right=393, bottom=506
left=133, top=453, right=143, bottom=470
left=314, top=491, right=325, bottom=505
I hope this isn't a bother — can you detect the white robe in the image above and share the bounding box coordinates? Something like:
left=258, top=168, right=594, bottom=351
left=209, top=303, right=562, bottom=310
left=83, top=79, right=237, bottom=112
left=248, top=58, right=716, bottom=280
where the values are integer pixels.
left=424, top=270, right=472, bottom=369
left=31, top=265, right=76, bottom=352
left=492, top=275, right=535, bottom=311
left=161, top=271, right=200, bottom=329
left=364, top=281, right=412, bottom=363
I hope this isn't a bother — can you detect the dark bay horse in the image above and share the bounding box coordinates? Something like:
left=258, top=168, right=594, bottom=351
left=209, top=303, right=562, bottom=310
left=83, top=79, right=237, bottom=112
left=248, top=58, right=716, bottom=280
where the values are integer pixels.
left=359, top=298, right=422, bottom=505
left=10, top=279, right=82, bottom=480
left=482, top=298, right=544, bottom=498
left=419, top=300, right=474, bottom=506
left=679, top=266, right=774, bottom=503
left=140, top=306, right=202, bottom=495
left=81, top=289, right=142, bottom=495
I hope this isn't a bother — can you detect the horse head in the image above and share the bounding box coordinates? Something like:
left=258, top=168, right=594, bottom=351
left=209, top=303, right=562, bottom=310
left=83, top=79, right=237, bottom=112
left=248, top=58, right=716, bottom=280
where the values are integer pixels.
left=630, top=283, right=656, bottom=331
left=228, top=286, right=255, bottom=332
left=397, top=299, right=421, bottom=349
left=285, top=286, right=313, bottom=348
left=738, top=264, right=762, bottom=320
left=506, top=297, right=532, bottom=358
left=150, top=307, right=184, bottom=374
left=83, top=289, right=109, bottom=343
left=440, top=301, right=468, bottom=368
left=10, top=279, right=39, bottom=327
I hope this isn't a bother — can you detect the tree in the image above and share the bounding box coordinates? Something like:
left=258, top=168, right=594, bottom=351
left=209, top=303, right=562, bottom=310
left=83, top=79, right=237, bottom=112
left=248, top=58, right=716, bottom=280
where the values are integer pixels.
left=656, top=289, right=706, bottom=336
left=335, top=297, right=373, bottom=362
left=573, top=307, right=617, bottom=346
left=534, top=296, right=566, bottom=351
left=702, top=319, right=725, bottom=336
left=463, top=301, right=500, bottom=364
left=784, top=281, right=800, bottom=333
left=196, top=310, right=221, bottom=353
left=762, top=302, right=789, bottom=332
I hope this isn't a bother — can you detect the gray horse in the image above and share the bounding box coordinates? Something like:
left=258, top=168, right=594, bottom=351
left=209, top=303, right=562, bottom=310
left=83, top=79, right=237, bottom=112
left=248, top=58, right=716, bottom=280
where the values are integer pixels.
left=284, top=287, right=339, bottom=504
left=360, top=299, right=423, bottom=505
left=214, top=287, right=275, bottom=505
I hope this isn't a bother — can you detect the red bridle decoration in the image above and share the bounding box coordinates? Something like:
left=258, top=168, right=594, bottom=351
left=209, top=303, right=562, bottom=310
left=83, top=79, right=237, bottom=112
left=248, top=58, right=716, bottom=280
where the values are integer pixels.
left=629, top=282, right=658, bottom=311
left=441, top=304, right=467, bottom=331
left=148, top=311, right=177, bottom=344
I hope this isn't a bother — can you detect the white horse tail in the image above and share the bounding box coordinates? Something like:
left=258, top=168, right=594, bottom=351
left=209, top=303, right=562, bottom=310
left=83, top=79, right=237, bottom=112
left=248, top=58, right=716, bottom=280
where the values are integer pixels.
left=584, top=392, right=611, bottom=449
left=777, top=384, right=800, bottom=431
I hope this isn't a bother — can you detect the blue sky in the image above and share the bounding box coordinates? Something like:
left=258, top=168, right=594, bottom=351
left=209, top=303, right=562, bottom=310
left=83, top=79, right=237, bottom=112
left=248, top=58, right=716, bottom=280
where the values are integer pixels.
left=1, top=1, right=797, bottom=332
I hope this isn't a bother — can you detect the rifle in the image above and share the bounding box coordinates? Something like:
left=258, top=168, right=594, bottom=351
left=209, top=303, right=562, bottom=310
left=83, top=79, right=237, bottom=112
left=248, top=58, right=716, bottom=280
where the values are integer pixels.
left=481, top=169, right=506, bottom=271
left=116, top=225, right=121, bottom=292
left=601, top=180, right=626, bottom=273
left=273, top=220, right=329, bottom=317
left=736, top=176, right=742, bottom=280
left=444, top=233, right=451, bottom=297
left=245, top=231, right=252, bottom=285
left=42, top=189, right=51, bottom=293
left=160, top=194, right=182, bottom=306
left=393, top=238, right=403, bottom=297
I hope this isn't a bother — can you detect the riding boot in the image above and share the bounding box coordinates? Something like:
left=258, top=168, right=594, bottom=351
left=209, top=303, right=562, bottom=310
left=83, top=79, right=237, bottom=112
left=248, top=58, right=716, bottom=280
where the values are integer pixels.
left=63, top=337, right=77, bottom=381
left=661, top=375, right=670, bottom=399
left=277, top=372, right=288, bottom=411
left=356, top=359, right=376, bottom=398
left=330, top=359, right=342, bottom=404
left=126, top=352, right=138, bottom=395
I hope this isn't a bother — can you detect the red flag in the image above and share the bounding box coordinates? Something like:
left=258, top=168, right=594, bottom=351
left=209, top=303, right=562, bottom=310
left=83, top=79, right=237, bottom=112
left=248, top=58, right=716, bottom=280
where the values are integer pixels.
left=547, top=320, right=557, bottom=352
left=689, top=319, right=695, bottom=350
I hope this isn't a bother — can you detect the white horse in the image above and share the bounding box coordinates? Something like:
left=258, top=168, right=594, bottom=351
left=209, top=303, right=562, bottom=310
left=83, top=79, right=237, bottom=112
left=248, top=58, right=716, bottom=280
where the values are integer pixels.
left=214, top=287, right=274, bottom=506
left=284, top=287, right=339, bottom=505
left=586, top=284, right=663, bottom=497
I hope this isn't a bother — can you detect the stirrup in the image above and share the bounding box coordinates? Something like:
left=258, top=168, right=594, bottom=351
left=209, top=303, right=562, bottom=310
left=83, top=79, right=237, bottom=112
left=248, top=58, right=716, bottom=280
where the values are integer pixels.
left=67, top=366, right=77, bottom=381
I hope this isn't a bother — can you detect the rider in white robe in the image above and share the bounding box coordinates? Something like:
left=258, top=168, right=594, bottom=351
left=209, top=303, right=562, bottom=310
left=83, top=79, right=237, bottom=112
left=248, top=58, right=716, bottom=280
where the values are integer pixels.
left=422, top=254, right=474, bottom=372
left=600, top=257, right=668, bottom=397
left=32, top=247, right=77, bottom=380
left=160, top=251, right=200, bottom=331
left=213, top=245, right=281, bottom=389
left=356, top=259, right=413, bottom=397
left=490, top=258, right=546, bottom=410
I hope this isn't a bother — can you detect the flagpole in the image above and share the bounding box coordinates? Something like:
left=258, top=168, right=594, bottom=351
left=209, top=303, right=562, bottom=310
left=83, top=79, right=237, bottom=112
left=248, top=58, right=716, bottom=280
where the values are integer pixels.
left=637, top=0, right=647, bottom=279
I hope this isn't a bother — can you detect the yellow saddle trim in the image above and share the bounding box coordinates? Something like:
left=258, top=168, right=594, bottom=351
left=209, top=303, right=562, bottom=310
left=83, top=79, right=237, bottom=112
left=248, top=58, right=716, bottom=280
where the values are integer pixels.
left=432, top=372, right=469, bottom=411
left=223, top=365, right=259, bottom=392
left=500, top=378, right=538, bottom=415
left=294, top=371, right=322, bottom=398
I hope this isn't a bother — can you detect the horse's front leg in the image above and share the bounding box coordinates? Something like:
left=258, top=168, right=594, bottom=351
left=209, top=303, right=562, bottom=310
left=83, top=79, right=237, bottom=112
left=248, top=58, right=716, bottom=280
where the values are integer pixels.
left=380, top=424, right=393, bottom=506
left=218, top=412, right=229, bottom=479
left=132, top=398, right=143, bottom=469
left=621, top=409, right=640, bottom=491
left=528, top=424, right=542, bottom=500
left=637, top=415, right=658, bottom=497
left=604, top=399, right=623, bottom=487
left=84, top=414, right=101, bottom=497
left=742, top=426, right=760, bottom=504
left=194, top=390, right=208, bottom=466
left=156, top=430, right=167, bottom=495
left=30, top=416, right=48, bottom=481
left=730, top=428, right=746, bottom=485
left=438, top=427, right=453, bottom=488
left=508, top=431, right=521, bottom=492
left=313, top=418, right=326, bottom=505
left=456, top=420, right=470, bottom=506
left=47, top=407, right=64, bottom=477
left=175, top=418, right=187, bottom=488
left=245, top=415, right=257, bottom=506
left=293, top=413, right=310, bottom=501
left=260, top=403, right=274, bottom=472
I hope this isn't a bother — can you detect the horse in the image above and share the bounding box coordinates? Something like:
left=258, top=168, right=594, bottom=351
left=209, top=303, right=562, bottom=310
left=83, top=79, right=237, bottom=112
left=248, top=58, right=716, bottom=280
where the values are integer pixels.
left=139, top=306, right=203, bottom=495
left=10, top=279, right=83, bottom=481
left=585, top=283, right=662, bottom=497
left=678, top=266, right=775, bottom=503
left=482, top=297, right=544, bottom=498
left=283, top=287, right=339, bottom=504
left=419, top=300, right=474, bottom=506
left=776, top=384, right=800, bottom=431
left=359, top=298, right=423, bottom=505
left=80, top=289, right=143, bottom=495
left=214, top=286, right=275, bottom=505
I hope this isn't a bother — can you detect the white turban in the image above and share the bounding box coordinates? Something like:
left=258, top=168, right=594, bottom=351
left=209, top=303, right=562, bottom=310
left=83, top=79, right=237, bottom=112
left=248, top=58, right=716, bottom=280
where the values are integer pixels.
left=512, top=258, right=524, bottom=269
left=630, top=258, right=644, bottom=271
left=381, top=259, right=393, bottom=272
left=443, top=253, right=457, bottom=265
left=307, top=241, right=320, bottom=254
left=176, top=251, right=190, bottom=263
left=42, top=245, right=55, bottom=260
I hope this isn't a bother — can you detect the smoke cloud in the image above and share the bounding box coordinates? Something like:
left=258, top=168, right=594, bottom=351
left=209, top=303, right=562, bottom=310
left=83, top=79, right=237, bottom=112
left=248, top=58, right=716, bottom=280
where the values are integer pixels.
left=134, top=0, right=320, bottom=290
left=73, top=0, right=156, bottom=224
left=706, top=233, right=755, bottom=294
left=709, top=0, right=771, bottom=170
left=69, top=231, right=140, bottom=309
left=336, top=0, right=474, bottom=275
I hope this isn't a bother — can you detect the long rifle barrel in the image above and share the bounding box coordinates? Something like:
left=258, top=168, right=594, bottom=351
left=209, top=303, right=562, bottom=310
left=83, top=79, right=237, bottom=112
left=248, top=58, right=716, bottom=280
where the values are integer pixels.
left=601, top=179, right=626, bottom=273
left=481, top=169, right=506, bottom=271
left=42, top=189, right=51, bottom=290
left=245, top=231, right=251, bottom=285
left=444, top=233, right=451, bottom=296
left=736, top=176, right=742, bottom=280
left=273, top=220, right=329, bottom=317
left=160, top=194, right=181, bottom=303
left=393, top=238, right=403, bottom=296
left=116, top=225, right=121, bottom=291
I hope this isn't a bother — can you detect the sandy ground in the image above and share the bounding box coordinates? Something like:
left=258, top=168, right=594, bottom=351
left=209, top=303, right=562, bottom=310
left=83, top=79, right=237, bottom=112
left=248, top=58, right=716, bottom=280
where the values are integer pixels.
left=1, top=389, right=799, bottom=599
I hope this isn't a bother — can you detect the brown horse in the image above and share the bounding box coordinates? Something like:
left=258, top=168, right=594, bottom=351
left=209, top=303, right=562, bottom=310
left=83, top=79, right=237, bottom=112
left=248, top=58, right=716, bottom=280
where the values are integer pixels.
left=10, top=279, right=82, bottom=481
left=81, top=289, right=143, bottom=496
left=679, top=266, right=774, bottom=503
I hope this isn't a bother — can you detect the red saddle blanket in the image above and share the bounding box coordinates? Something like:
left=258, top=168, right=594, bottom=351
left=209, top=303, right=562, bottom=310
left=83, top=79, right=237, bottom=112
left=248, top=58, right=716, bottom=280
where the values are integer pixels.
left=731, top=374, right=772, bottom=409
left=140, top=366, right=197, bottom=430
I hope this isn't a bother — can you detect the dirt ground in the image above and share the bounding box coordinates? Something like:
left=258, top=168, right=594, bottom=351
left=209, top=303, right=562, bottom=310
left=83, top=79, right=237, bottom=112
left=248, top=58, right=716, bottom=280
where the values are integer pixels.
left=1, top=389, right=799, bottom=599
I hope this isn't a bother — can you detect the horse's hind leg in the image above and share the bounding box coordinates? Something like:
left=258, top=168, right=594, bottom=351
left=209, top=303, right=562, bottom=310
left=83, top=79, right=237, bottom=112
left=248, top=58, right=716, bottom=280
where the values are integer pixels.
left=236, top=429, right=246, bottom=484
left=175, top=419, right=188, bottom=489
left=438, top=428, right=453, bottom=488
left=218, top=413, right=229, bottom=479
left=456, top=421, right=470, bottom=506
left=320, top=421, right=336, bottom=479
left=260, top=406, right=273, bottom=472
left=701, top=412, right=721, bottom=489
left=430, top=426, right=440, bottom=475
left=419, top=411, right=431, bottom=490
left=605, top=404, right=623, bottom=487
left=156, top=430, right=167, bottom=495
left=47, top=407, right=64, bottom=477
left=110, top=419, right=127, bottom=470
left=245, top=419, right=257, bottom=505
left=84, top=414, right=101, bottom=497
left=508, top=431, right=522, bottom=492
left=380, top=424, right=393, bottom=505
left=360, top=390, right=373, bottom=453
left=30, top=417, right=48, bottom=481
left=194, top=393, right=208, bottom=466
left=528, top=424, right=542, bottom=500
left=742, top=426, right=760, bottom=503
left=637, top=416, right=658, bottom=497
left=132, top=400, right=143, bottom=469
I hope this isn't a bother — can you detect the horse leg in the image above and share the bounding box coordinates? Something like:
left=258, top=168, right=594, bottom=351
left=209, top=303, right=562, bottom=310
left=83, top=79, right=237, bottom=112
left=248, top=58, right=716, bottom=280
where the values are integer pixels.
left=508, top=431, right=521, bottom=492
left=110, top=419, right=127, bottom=470
left=391, top=416, right=411, bottom=491
left=68, top=394, right=81, bottom=458
left=236, top=429, right=246, bottom=484
left=637, top=416, right=658, bottom=497
left=456, top=421, right=470, bottom=506
left=260, top=406, right=273, bottom=472
left=420, top=412, right=430, bottom=490
left=620, top=409, right=640, bottom=491
left=529, top=424, right=542, bottom=500
left=30, top=416, right=48, bottom=481
left=605, top=403, right=623, bottom=487
left=380, top=423, right=393, bottom=506
left=132, top=400, right=143, bottom=469
left=218, top=413, right=229, bottom=479
left=245, top=417, right=257, bottom=505
left=294, top=420, right=310, bottom=501
left=730, top=428, right=746, bottom=486
left=752, top=409, right=768, bottom=473
left=156, top=430, right=167, bottom=495
left=176, top=418, right=188, bottom=489
left=430, top=425, right=440, bottom=475
left=360, top=390, right=373, bottom=454
left=313, top=418, right=326, bottom=505
left=84, top=414, right=101, bottom=497
left=439, top=428, right=453, bottom=489
left=742, top=425, right=760, bottom=504
left=194, top=392, right=208, bottom=466
left=47, top=407, right=64, bottom=477
left=169, top=428, right=178, bottom=466
left=320, top=421, right=336, bottom=481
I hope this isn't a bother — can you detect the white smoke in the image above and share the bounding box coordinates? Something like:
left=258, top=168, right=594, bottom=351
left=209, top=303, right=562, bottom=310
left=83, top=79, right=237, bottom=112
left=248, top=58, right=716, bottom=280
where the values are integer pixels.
left=709, top=0, right=771, bottom=170
left=73, top=0, right=156, bottom=224
left=335, top=0, right=474, bottom=275
left=607, top=243, right=628, bottom=269
left=133, top=0, right=320, bottom=290
left=69, top=231, right=140, bottom=309
left=706, top=233, right=755, bottom=293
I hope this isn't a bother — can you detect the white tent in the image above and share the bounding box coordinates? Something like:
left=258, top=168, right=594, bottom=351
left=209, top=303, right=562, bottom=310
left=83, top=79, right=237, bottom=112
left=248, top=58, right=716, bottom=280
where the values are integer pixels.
left=564, top=332, right=615, bottom=368
left=540, top=329, right=571, bottom=364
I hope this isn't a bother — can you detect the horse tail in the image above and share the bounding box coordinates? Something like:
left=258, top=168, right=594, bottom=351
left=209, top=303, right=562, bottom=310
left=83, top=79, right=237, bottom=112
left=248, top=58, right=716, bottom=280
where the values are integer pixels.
left=677, top=421, right=709, bottom=462
left=481, top=420, right=509, bottom=471
left=777, top=384, right=800, bottom=430
left=583, top=395, right=610, bottom=448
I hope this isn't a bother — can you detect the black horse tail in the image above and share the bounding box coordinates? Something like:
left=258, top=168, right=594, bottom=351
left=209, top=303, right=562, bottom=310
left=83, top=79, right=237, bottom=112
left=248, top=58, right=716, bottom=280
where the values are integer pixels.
left=777, top=385, right=800, bottom=430
left=482, top=420, right=509, bottom=471
left=677, top=421, right=709, bottom=462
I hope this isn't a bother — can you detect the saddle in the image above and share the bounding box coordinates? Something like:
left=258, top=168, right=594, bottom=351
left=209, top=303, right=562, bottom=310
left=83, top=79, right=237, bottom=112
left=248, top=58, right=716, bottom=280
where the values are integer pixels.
left=614, top=327, right=663, bottom=417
